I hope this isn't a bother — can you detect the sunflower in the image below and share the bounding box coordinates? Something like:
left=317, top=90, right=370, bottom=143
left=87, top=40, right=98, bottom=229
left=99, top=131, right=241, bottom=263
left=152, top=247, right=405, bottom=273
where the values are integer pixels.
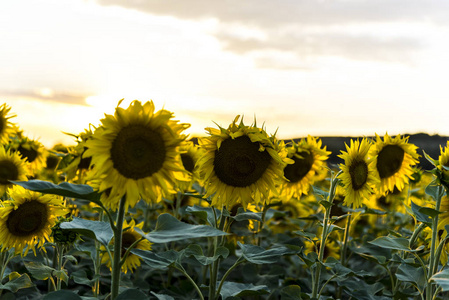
left=83, top=100, right=190, bottom=211
left=0, top=103, right=16, bottom=144
left=338, top=138, right=379, bottom=208
left=370, top=133, right=420, bottom=195
left=0, top=146, right=30, bottom=196
left=177, top=140, right=204, bottom=192
left=280, top=136, right=330, bottom=201
left=101, top=218, right=152, bottom=273
left=0, top=185, right=67, bottom=255
left=10, top=137, right=47, bottom=174
left=63, top=128, right=94, bottom=183
left=197, top=116, right=291, bottom=209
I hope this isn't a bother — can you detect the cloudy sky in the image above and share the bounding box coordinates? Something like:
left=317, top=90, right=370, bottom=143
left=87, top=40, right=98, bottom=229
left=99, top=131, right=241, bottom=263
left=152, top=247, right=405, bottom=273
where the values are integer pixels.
left=2, top=0, right=449, bottom=147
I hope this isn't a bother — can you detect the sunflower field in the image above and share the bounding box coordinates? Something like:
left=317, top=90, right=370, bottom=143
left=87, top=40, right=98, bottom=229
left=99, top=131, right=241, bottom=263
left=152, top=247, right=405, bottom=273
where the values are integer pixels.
left=1, top=100, right=449, bottom=300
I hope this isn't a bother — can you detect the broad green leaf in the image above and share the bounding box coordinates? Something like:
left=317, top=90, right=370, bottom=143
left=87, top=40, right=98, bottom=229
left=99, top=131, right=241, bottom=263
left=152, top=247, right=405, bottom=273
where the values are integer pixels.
left=219, top=281, right=269, bottom=300
left=138, top=213, right=228, bottom=243
left=131, top=249, right=179, bottom=270
left=71, top=270, right=100, bottom=286
left=280, top=285, right=302, bottom=299
left=43, top=290, right=82, bottom=300
left=53, top=270, right=69, bottom=285
left=12, top=180, right=100, bottom=202
left=368, top=236, right=415, bottom=252
left=410, top=200, right=432, bottom=223
left=24, top=261, right=54, bottom=280
left=0, top=273, right=33, bottom=293
left=425, top=179, right=444, bottom=200
left=150, top=292, right=175, bottom=300
left=233, top=210, right=262, bottom=222
left=396, top=263, right=426, bottom=292
left=184, top=244, right=229, bottom=265
left=432, top=268, right=449, bottom=291
left=185, top=205, right=218, bottom=226
left=238, top=242, right=297, bottom=264
left=60, top=217, right=113, bottom=246
left=117, top=289, right=149, bottom=300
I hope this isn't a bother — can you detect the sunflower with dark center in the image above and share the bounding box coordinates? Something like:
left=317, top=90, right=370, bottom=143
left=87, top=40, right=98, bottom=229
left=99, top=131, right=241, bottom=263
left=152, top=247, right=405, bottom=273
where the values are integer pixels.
left=370, top=133, right=420, bottom=195
left=197, top=115, right=292, bottom=209
left=0, top=146, right=30, bottom=196
left=280, top=136, right=330, bottom=201
left=338, top=138, right=379, bottom=208
left=177, top=140, right=204, bottom=192
left=11, top=137, right=47, bottom=174
left=101, top=219, right=152, bottom=273
left=0, top=185, right=67, bottom=255
left=83, top=100, right=190, bottom=211
left=0, top=103, right=17, bottom=144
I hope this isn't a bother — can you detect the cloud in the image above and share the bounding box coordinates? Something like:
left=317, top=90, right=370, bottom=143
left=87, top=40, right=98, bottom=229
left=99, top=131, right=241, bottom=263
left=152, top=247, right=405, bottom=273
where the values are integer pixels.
left=1, top=89, right=89, bottom=106
left=94, top=0, right=437, bottom=69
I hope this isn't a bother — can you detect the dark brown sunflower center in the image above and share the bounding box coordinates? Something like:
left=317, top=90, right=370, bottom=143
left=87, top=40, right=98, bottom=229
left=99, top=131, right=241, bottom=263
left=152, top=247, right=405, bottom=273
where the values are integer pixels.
left=111, top=125, right=166, bottom=180
left=121, top=232, right=138, bottom=257
left=0, top=119, right=4, bottom=134
left=213, top=135, right=272, bottom=187
left=181, top=153, right=195, bottom=173
left=17, top=145, right=38, bottom=163
left=376, top=145, right=404, bottom=179
left=350, top=160, right=368, bottom=190
left=283, top=151, right=314, bottom=183
left=0, top=159, right=19, bottom=184
left=6, top=200, right=48, bottom=237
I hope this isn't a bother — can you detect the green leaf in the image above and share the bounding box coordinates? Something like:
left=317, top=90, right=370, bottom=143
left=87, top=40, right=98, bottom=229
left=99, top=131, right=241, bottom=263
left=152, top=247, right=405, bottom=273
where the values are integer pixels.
left=131, top=249, right=179, bottom=270
left=71, top=270, right=100, bottom=286
left=432, top=268, right=449, bottom=291
left=117, top=289, right=149, bottom=300
left=24, top=261, right=54, bottom=280
left=184, top=244, right=229, bottom=265
left=43, top=290, right=83, bottom=300
left=368, top=236, right=415, bottom=252
left=12, top=180, right=100, bottom=202
left=318, top=200, right=332, bottom=210
left=185, top=205, right=218, bottom=226
left=219, top=281, right=269, bottom=300
left=422, top=150, right=439, bottom=168
left=238, top=242, right=297, bottom=264
left=312, top=185, right=329, bottom=200
left=233, top=210, right=262, bottom=222
left=138, top=213, right=228, bottom=243
left=60, top=217, right=113, bottom=246
left=425, top=179, right=444, bottom=200
left=0, top=273, right=33, bottom=293
left=280, top=285, right=302, bottom=299
left=150, top=292, right=175, bottom=300
left=396, top=263, right=426, bottom=292
left=410, top=200, right=432, bottom=223
left=53, top=270, right=69, bottom=285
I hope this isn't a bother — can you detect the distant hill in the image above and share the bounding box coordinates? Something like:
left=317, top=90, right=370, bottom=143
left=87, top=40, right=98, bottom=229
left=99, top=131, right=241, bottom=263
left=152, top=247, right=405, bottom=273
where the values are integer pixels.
left=299, top=133, right=449, bottom=170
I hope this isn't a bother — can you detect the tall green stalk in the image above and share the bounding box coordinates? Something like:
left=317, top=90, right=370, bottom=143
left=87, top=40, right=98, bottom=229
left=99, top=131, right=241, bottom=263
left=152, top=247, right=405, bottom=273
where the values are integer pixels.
left=110, top=196, right=127, bottom=300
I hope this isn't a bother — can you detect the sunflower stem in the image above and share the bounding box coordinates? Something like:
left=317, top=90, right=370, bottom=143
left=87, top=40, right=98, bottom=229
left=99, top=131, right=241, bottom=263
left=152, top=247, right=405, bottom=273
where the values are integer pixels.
left=311, top=170, right=341, bottom=299
left=56, top=243, right=64, bottom=291
left=426, top=184, right=443, bottom=300
left=209, top=210, right=226, bottom=300
left=110, top=195, right=126, bottom=300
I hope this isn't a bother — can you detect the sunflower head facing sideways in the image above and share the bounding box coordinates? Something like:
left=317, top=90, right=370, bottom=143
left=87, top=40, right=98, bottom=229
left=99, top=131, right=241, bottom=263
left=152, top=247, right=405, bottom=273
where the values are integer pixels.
left=0, top=103, right=17, bottom=144
left=197, top=115, right=292, bottom=209
left=0, top=185, right=67, bottom=255
left=437, top=141, right=449, bottom=185
left=0, top=146, right=30, bottom=196
left=370, top=133, right=420, bottom=195
left=101, top=218, right=152, bottom=274
left=280, top=136, right=331, bottom=201
left=338, top=138, right=379, bottom=208
left=83, top=100, right=190, bottom=211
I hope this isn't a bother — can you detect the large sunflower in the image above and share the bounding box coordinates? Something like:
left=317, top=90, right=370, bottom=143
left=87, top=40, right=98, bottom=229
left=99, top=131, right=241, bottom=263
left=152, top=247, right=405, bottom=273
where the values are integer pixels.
left=197, top=116, right=291, bottom=209
left=338, top=138, right=379, bottom=208
left=101, top=218, right=152, bottom=273
left=370, top=133, right=420, bottom=195
left=0, top=146, right=30, bottom=196
left=0, top=185, right=67, bottom=255
left=280, top=136, right=330, bottom=201
left=83, top=100, right=190, bottom=210
left=0, top=103, right=16, bottom=144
